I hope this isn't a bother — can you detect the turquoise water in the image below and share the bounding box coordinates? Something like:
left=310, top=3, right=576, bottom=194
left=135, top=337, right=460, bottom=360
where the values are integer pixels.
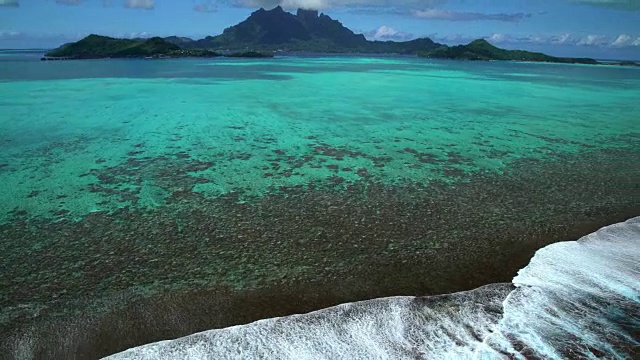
left=1, top=54, right=639, bottom=358
left=1, top=56, right=638, bottom=223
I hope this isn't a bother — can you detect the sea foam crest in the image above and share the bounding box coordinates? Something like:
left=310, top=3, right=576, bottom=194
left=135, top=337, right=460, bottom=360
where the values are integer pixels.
left=480, top=216, right=640, bottom=359
left=106, top=217, right=640, bottom=360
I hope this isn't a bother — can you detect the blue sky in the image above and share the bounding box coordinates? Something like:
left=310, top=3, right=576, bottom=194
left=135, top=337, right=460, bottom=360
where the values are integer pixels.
left=1, top=0, right=639, bottom=59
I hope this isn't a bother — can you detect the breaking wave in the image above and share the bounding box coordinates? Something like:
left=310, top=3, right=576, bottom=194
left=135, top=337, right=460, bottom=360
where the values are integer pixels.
left=106, top=217, right=640, bottom=359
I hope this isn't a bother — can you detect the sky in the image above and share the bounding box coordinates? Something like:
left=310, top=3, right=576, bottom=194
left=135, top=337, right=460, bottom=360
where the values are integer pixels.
left=0, top=0, right=639, bottom=59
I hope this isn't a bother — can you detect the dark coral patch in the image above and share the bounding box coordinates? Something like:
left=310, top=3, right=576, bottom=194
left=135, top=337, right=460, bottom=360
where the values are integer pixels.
left=327, top=175, right=345, bottom=185
left=10, top=209, right=28, bottom=217
left=26, top=190, right=41, bottom=198
left=418, top=153, right=440, bottom=164
left=443, top=166, right=466, bottom=177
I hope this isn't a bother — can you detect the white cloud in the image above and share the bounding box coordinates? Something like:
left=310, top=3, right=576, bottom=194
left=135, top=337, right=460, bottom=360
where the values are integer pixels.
left=512, top=33, right=640, bottom=48
left=427, top=32, right=640, bottom=49
left=550, top=33, right=574, bottom=45
left=610, top=34, right=640, bottom=47
left=365, top=25, right=413, bottom=41
left=414, top=8, right=531, bottom=22
left=611, top=34, right=633, bottom=46
left=578, top=34, right=609, bottom=46
left=486, top=33, right=508, bottom=43
left=124, top=0, right=154, bottom=10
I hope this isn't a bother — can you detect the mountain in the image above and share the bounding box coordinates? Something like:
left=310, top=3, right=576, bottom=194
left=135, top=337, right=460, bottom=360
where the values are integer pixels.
left=183, top=6, right=440, bottom=54
left=420, top=39, right=598, bottom=65
left=45, top=9, right=603, bottom=65
left=164, top=36, right=196, bottom=47
left=187, top=7, right=367, bottom=51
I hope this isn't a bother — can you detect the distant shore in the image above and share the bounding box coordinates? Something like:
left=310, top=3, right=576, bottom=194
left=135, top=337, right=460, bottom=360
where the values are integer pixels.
left=35, top=51, right=640, bottom=68
left=40, top=51, right=274, bottom=61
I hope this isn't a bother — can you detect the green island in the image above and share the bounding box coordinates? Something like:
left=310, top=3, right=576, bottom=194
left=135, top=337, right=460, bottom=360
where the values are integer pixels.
left=43, top=6, right=638, bottom=66
left=42, top=35, right=273, bottom=60
left=418, top=39, right=598, bottom=64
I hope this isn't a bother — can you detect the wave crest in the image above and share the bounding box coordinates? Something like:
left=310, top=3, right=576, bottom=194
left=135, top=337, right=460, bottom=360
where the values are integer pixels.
left=107, top=217, right=640, bottom=359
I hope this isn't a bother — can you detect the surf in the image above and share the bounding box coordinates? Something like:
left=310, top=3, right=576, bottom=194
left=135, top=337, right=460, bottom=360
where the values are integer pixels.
left=106, top=217, right=640, bottom=359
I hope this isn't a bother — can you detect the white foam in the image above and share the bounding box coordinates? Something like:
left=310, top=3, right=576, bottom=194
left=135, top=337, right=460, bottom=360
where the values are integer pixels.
left=481, top=216, right=640, bottom=359
left=106, top=217, right=640, bottom=360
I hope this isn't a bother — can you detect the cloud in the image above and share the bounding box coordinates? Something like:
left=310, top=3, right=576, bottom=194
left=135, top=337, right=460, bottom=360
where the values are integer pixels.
left=515, top=33, right=640, bottom=48
left=124, top=0, right=154, bottom=10
left=194, top=0, right=218, bottom=12
left=415, top=31, right=640, bottom=50
left=0, top=0, right=18, bottom=7
left=611, top=34, right=640, bottom=46
left=486, top=33, right=509, bottom=43
left=549, top=33, right=575, bottom=45
left=413, top=8, right=532, bottom=22
left=232, top=0, right=445, bottom=11
left=235, top=0, right=640, bottom=13
left=577, top=34, right=610, bottom=46
left=365, top=25, right=413, bottom=41
left=570, top=0, right=640, bottom=10
left=611, top=34, right=633, bottom=46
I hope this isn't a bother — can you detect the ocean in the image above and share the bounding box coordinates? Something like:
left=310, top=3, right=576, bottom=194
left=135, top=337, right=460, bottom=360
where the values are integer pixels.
left=0, top=52, right=639, bottom=358
left=107, top=217, right=640, bottom=359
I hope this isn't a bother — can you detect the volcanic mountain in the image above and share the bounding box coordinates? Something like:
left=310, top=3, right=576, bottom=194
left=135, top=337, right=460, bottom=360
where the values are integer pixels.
left=47, top=6, right=607, bottom=64
left=175, top=6, right=440, bottom=54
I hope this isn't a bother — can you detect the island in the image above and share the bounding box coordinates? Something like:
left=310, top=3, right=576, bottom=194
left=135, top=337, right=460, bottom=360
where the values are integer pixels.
left=42, top=35, right=272, bottom=60
left=41, top=6, right=638, bottom=67
left=418, top=39, right=598, bottom=64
